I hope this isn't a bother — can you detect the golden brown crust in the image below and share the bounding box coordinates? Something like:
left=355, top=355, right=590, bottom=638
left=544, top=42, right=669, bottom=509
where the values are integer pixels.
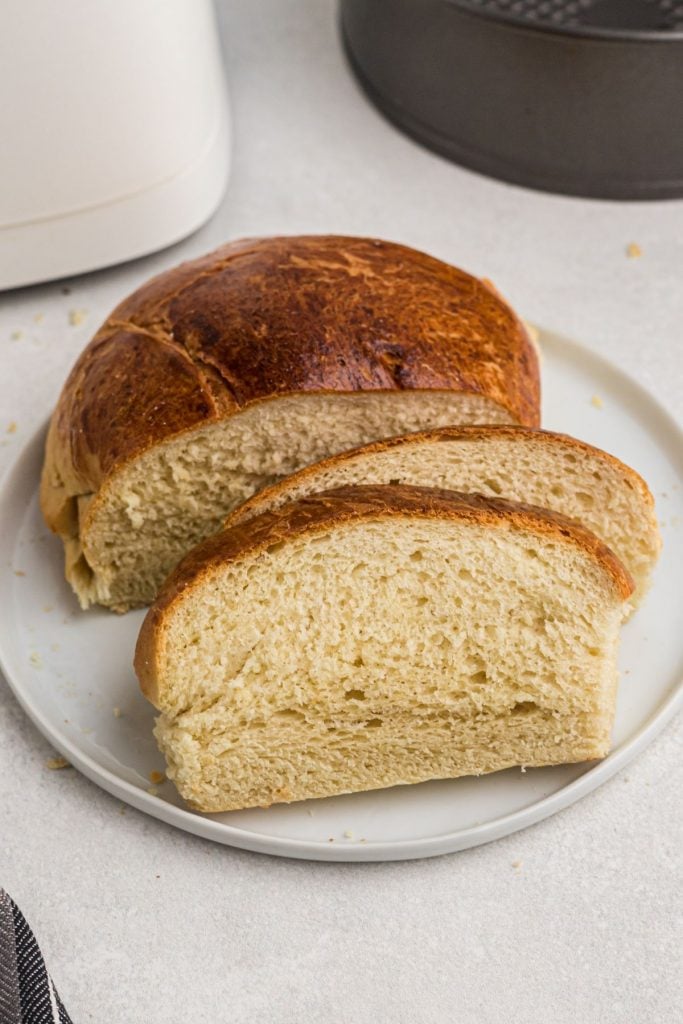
left=227, top=423, right=656, bottom=527
left=41, top=236, right=539, bottom=536
left=134, top=483, right=634, bottom=706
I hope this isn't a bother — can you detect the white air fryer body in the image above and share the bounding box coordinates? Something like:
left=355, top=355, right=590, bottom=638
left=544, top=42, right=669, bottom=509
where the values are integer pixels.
left=0, top=0, right=230, bottom=289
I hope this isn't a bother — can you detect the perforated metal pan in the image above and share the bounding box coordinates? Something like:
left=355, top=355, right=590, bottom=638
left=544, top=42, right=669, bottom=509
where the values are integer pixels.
left=341, top=0, right=683, bottom=199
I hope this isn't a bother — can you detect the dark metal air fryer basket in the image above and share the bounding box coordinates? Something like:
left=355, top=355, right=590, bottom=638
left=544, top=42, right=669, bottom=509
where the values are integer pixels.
left=341, top=0, right=683, bottom=199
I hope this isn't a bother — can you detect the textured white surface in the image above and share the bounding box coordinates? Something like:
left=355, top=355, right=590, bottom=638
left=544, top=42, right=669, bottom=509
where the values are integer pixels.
left=0, top=1, right=681, bottom=1021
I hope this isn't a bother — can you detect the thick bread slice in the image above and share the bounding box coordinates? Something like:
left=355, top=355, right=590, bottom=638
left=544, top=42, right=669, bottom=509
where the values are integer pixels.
left=227, top=425, right=660, bottom=607
left=134, top=484, right=633, bottom=813
left=40, top=235, right=539, bottom=612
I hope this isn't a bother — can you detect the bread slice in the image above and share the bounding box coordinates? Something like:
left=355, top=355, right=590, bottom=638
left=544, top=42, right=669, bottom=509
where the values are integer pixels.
left=134, top=484, right=633, bottom=813
left=227, top=426, right=659, bottom=608
left=40, top=235, right=539, bottom=612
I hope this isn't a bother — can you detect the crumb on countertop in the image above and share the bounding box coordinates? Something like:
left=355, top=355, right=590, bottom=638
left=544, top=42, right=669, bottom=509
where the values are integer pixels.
left=46, top=756, right=71, bottom=770
left=68, top=308, right=88, bottom=326
left=7, top=422, right=17, bottom=434
left=591, top=394, right=603, bottom=409
left=626, top=242, right=642, bottom=259
left=149, top=770, right=165, bottom=785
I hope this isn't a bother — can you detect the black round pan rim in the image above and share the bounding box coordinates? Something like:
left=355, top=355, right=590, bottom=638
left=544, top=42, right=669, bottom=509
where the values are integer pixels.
left=450, top=1, right=683, bottom=42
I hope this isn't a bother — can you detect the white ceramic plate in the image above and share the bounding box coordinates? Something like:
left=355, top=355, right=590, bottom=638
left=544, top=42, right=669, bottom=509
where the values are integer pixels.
left=1, top=328, right=682, bottom=862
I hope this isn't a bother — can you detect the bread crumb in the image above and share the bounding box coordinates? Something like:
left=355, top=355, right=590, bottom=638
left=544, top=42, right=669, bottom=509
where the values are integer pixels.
left=359, top=838, right=367, bottom=843
left=343, top=829, right=354, bottom=839
left=42, top=605, right=53, bottom=613
left=68, top=308, right=88, bottom=326
left=328, top=837, right=334, bottom=843
left=50, top=643, right=60, bottom=652
left=29, top=651, right=42, bottom=668
left=10, top=330, right=23, bottom=340
left=113, top=706, right=122, bottom=718
left=591, top=395, right=603, bottom=409
left=149, top=770, right=165, bottom=784
left=7, top=422, right=17, bottom=434
left=306, top=808, right=314, bottom=817
left=118, top=805, right=126, bottom=815
left=626, top=242, right=642, bottom=259
left=520, top=765, right=527, bottom=773
left=33, top=313, right=44, bottom=324
left=512, top=859, right=523, bottom=870
left=147, top=786, right=159, bottom=797
left=46, top=756, right=70, bottom=770
left=13, top=570, right=25, bottom=577
left=61, top=286, right=71, bottom=295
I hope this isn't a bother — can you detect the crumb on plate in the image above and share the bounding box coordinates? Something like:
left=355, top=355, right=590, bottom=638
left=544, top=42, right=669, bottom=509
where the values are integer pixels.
left=149, top=770, right=165, bottom=785
left=68, top=308, right=88, bottom=326
left=46, top=756, right=70, bottom=770
left=626, top=242, right=642, bottom=259
left=591, top=395, right=603, bottom=409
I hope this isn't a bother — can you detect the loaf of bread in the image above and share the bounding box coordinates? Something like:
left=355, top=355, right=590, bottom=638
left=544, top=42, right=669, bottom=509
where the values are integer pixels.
left=228, top=425, right=659, bottom=607
left=40, top=236, right=539, bottom=612
left=134, top=484, right=633, bottom=813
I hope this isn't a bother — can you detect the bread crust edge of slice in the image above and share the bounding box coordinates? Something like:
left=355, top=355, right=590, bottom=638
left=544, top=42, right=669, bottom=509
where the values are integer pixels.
left=226, top=424, right=656, bottom=528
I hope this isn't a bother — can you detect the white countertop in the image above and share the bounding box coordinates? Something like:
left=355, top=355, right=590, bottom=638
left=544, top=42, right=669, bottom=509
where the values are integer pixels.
left=1, top=3, right=681, bottom=1021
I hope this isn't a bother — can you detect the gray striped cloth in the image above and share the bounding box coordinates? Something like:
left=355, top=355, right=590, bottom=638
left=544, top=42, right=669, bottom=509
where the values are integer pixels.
left=0, top=891, right=72, bottom=1024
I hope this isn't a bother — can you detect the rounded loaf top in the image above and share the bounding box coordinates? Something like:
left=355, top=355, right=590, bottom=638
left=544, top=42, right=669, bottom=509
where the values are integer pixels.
left=45, top=235, right=540, bottom=505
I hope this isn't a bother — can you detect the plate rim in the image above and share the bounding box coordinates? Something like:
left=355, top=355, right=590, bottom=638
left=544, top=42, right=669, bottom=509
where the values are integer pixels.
left=1, top=326, right=682, bottom=862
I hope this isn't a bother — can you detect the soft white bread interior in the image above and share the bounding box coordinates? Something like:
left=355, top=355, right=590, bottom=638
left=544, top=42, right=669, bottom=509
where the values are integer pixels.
left=59, top=391, right=514, bottom=612
left=228, top=426, right=659, bottom=609
left=135, top=485, right=633, bottom=813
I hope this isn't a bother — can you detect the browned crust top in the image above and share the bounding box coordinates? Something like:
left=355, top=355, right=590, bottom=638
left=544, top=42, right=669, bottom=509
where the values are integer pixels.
left=135, top=483, right=634, bottom=705
left=227, top=423, right=655, bottom=527
left=43, top=235, right=539, bottom=526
